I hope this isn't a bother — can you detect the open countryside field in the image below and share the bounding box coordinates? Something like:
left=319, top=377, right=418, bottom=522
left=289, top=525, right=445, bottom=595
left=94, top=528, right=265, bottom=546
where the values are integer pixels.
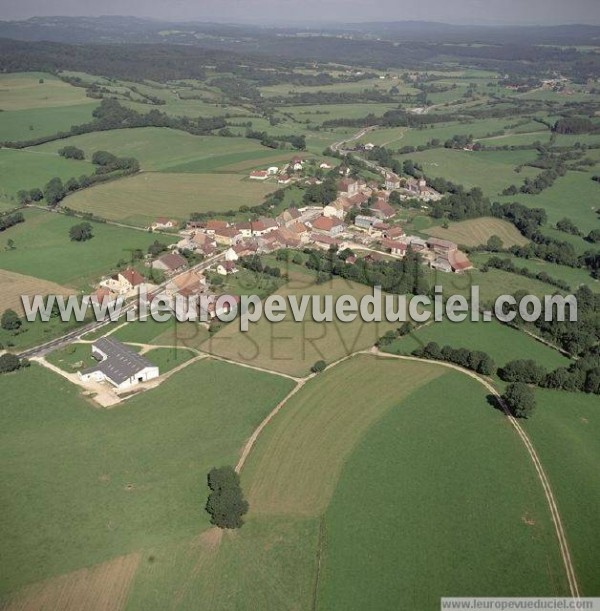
left=0, top=103, right=99, bottom=143
left=496, top=170, right=600, bottom=229
left=281, top=103, right=399, bottom=124
left=317, top=367, right=569, bottom=609
left=202, top=278, right=398, bottom=377
left=63, top=172, right=275, bottom=225
left=523, top=390, right=600, bottom=595
left=383, top=318, right=570, bottom=374
left=0, top=149, right=95, bottom=202
left=0, top=209, right=159, bottom=289
left=0, top=72, right=90, bottom=111
left=0, top=360, right=294, bottom=599
left=424, top=217, right=529, bottom=247
left=32, top=128, right=279, bottom=173
left=396, top=148, right=540, bottom=197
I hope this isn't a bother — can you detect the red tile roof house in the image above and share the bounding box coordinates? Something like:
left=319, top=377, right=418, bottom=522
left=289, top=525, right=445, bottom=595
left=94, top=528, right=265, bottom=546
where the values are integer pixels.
left=385, top=173, right=401, bottom=190
left=217, top=261, right=238, bottom=275
left=310, top=216, right=345, bottom=237
left=385, top=226, right=405, bottom=240
left=278, top=174, right=291, bottom=185
left=249, top=170, right=269, bottom=181
left=213, top=227, right=243, bottom=246
left=448, top=250, right=474, bottom=273
left=101, top=267, right=146, bottom=295
left=152, top=252, right=188, bottom=275
left=310, top=233, right=340, bottom=251
left=381, top=239, right=408, bottom=257
left=90, top=286, right=118, bottom=307
left=203, top=220, right=229, bottom=235
left=337, top=178, right=360, bottom=197
left=369, top=198, right=396, bottom=220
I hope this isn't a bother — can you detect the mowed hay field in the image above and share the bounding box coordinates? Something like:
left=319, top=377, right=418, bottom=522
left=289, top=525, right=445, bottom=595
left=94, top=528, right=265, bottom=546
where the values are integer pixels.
left=203, top=278, right=398, bottom=377
left=63, top=172, right=275, bottom=225
left=424, top=217, right=529, bottom=247
left=0, top=269, right=76, bottom=316
left=314, top=363, right=569, bottom=609
left=0, top=360, right=293, bottom=600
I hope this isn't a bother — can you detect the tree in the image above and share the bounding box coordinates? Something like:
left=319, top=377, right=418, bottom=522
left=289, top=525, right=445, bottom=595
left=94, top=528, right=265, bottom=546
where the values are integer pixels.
left=205, top=466, right=248, bottom=529
left=499, top=359, right=546, bottom=384
left=0, top=353, right=22, bottom=374
left=311, top=360, right=326, bottom=373
left=17, top=190, right=31, bottom=205
left=1, top=308, right=21, bottom=331
left=586, top=229, right=600, bottom=244
left=486, top=235, right=504, bottom=252
left=58, top=146, right=85, bottom=160
left=43, top=177, right=66, bottom=206
left=29, top=188, right=43, bottom=202
left=65, top=177, right=80, bottom=192
left=6, top=239, right=15, bottom=250
left=503, top=382, right=536, bottom=419
left=69, top=222, right=94, bottom=242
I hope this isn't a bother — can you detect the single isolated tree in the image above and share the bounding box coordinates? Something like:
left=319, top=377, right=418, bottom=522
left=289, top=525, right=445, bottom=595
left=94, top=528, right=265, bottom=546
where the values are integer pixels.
left=205, top=466, right=249, bottom=529
left=0, top=353, right=22, bottom=374
left=69, top=222, right=94, bottom=242
left=503, top=382, right=536, bottom=419
left=311, top=360, right=326, bottom=373
left=1, top=308, right=21, bottom=331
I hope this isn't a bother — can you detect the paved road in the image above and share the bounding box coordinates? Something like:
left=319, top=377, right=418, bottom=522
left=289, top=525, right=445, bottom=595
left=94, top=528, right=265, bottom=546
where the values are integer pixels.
left=18, top=251, right=226, bottom=359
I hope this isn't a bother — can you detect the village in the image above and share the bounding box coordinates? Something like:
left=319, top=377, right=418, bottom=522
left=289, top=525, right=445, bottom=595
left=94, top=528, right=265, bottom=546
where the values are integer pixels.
left=89, top=155, right=472, bottom=320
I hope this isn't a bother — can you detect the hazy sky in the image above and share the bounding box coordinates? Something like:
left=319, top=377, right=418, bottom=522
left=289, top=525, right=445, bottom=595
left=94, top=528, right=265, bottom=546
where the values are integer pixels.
left=1, top=0, right=599, bottom=25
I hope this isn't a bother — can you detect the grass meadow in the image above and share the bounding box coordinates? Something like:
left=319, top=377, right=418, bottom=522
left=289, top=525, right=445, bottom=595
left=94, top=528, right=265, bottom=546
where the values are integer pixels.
left=0, top=209, right=159, bottom=289
left=62, top=172, right=276, bottom=225
left=0, top=360, right=294, bottom=597
left=424, top=217, right=529, bottom=247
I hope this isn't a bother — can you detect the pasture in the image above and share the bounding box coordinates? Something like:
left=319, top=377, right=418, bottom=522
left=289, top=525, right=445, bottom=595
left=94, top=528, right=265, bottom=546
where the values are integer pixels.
left=62, top=172, right=275, bottom=225
left=395, top=148, right=540, bottom=197
left=0, top=148, right=95, bottom=202
left=203, top=278, right=398, bottom=377
left=0, top=103, right=98, bottom=143
left=32, top=128, right=277, bottom=173
left=424, top=217, right=529, bottom=247
left=0, top=360, right=294, bottom=597
left=523, top=390, right=600, bottom=595
left=316, top=365, right=568, bottom=609
left=383, top=318, right=570, bottom=373
left=0, top=72, right=90, bottom=111
left=0, top=209, right=159, bottom=288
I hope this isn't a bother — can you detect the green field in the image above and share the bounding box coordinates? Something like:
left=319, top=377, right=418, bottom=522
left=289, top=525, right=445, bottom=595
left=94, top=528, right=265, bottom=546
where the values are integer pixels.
left=62, top=171, right=276, bottom=225
left=0, top=72, right=90, bottom=111
left=317, top=366, right=568, bottom=609
left=497, top=170, right=600, bottom=229
left=523, top=390, right=600, bottom=595
left=0, top=103, right=99, bottom=143
left=0, top=148, right=95, bottom=202
left=470, top=253, right=599, bottom=292
left=33, top=128, right=280, bottom=172
left=396, top=148, right=540, bottom=197
left=0, top=209, right=160, bottom=289
left=0, top=360, right=294, bottom=597
left=141, top=346, right=196, bottom=372
left=383, top=318, right=570, bottom=374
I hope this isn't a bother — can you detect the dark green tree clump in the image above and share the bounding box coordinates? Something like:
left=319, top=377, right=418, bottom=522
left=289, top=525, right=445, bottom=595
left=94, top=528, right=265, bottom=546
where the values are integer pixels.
left=499, top=359, right=547, bottom=385
left=0, top=353, right=28, bottom=374
left=58, top=145, right=85, bottom=160
left=205, top=466, right=249, bottom=529
left=412, top=342, right=496, bottom=376
left=69, top=222, right=94, bottom=242
left=1, top=308, right=21, bottom=331
left=503, top=382, right=536, bottom=419
left=311, top=360, right=326, bottom=373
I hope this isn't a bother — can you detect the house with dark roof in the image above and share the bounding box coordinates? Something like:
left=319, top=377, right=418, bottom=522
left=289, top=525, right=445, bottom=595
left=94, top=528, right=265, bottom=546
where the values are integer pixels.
left=79, top=338, right=159, bottom=390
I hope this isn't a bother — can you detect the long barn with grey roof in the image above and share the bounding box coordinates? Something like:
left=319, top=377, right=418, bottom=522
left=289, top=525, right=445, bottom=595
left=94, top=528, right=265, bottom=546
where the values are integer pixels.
left=79, top=337, right=159, bottom=390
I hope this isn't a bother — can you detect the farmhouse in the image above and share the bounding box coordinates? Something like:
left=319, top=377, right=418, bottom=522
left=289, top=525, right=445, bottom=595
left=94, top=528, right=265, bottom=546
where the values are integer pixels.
left=149, top=217, right=177, bottom=231
left=152, top=252, right=188, bottom=275
left=249, top=170, right=269, bottom=181
left=217, top=261, right=238, bottom=275
left=267, top=166, right=279, bottom=175
left=276, top=207, right=301, bottom=227
left=278, top=174, right=291, bottom=185
left=79, top=338, right=159, bottom=390
left=101, top=267, right=145, bottom=295
left=166, top=270, right=206, bottom=298
left=214, top=227, right=243, bottom=246
left=338, top=178, right=360, bottom=197
left=311, top=216, right=345, bottom=237
left=290, top=157, right=304, bottom=171
left=369, top=198, right=396, bottom=220
left=381, top=239, right=408, bottom=257
left=355, top=215, right=378, bottom=230
left=204, top=220, right=229, bottom=235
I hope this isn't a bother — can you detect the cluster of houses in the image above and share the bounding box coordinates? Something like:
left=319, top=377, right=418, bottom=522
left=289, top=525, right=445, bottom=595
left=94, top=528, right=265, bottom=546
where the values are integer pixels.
left=249, top=156, right=333, bottom=185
